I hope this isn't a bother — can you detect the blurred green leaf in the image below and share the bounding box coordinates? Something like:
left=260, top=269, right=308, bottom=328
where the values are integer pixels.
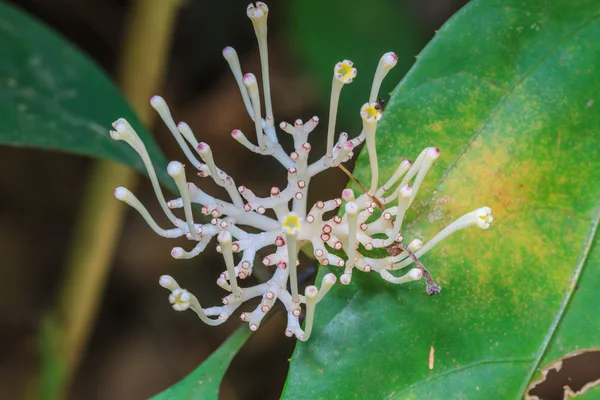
left=283, top=0, right=600, bottom=398
left=289, top=0, right=421, bottom=133
left=38, top=318, right=65, bottom=400
left=0, top=1, right=169, bottom=181
left=151, top=328, right=252, bottom=400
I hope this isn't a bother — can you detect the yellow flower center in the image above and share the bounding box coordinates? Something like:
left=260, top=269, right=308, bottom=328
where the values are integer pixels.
left=283, top=214, right=301, bottom=235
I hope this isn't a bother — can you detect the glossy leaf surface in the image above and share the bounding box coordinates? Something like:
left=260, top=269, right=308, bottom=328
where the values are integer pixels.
left=283, top=0, right=600, bottom=398
left=152, top=328, right=252, bottom=400
left=0, top=1, right=168, bottom=179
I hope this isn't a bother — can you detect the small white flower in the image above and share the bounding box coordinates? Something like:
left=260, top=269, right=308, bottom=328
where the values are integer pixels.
left=111, top=2, right=493, bottom=341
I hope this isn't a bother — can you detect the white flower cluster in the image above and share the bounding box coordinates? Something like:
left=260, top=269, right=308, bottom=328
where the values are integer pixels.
left=110, top=2, right=493, bottom=341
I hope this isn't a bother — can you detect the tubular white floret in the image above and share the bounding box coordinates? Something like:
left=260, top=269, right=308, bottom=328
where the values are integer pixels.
left=360, top=102, right=383, bottom=194
left=151, top=96, right=202, bottom=169
left=391, top=207, right=494, bottom=271
left=223, top=46, right=254, bottom=118
left=369, top=52, right=398, bottom=103
left=111, top=119, right=179, bottom=226
left=176, top=121, right=200, bottom=149
left=196, top=142, right=245, bottom=208
left=247, top=2, right=273, bottom=121
left=343, top=201, right=359, bottom=279
left=382, top=184, right=413, bottom=247
left=380, top=267, right=423, bottom=284
left=299, top=285, right=318, bottom=341
left=218, top=230, right=241, bottom=297
left=159, top=275, right=225, bottom=326
left=282, top=214, right=302, bottom=302
left=243, top=73, right=266, bottom=150
left=110, top=1, right=494, bottom=341
left=114, top=187, right=183, bottom=238
left=326, top=60, right=357, bottom=159
left=167, top=161, right=198, bottom=240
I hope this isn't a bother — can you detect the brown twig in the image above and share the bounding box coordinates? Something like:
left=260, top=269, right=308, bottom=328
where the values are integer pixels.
left=337, top=164, right=385, bottom=211
left=394, top=243, right=441, bottom=296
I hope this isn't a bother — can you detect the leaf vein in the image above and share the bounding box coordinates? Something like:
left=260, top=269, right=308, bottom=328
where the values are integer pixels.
left=391, top=356, right=534, bottom=399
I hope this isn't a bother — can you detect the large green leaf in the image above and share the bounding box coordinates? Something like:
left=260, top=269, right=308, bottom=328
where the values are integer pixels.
left=151, top=328, right=252, bottom=400
left=283, top=0, right=600, bottom=398
left=0, top=1, right=168, bottom=179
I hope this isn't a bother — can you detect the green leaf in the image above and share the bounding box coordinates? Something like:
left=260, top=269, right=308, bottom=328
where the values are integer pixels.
left=151, top=327, right=252, bottom=400
left=0, top=1, right=168, bottom=180
left=283, top=0, right=600, bottom=398
left=289, top=0, right=421, bottom=133
left=575, top=383, right=600, bottom=399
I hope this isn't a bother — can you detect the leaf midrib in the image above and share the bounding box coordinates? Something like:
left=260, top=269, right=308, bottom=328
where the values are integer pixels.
left=518, top=200, right=600, bottom=397
left=391, top=356, right=534, bottom=399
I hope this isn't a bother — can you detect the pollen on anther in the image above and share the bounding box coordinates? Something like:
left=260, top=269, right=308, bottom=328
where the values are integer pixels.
left=316, top=201, right=324, bottom=209
left=333, top=215, right=342, bottom=224
left=271, top=186, right=280, bottom=196
left=295, top=192, right=303, bottom=200
left=315, top=249, right=324, bottom=257
left=360, top=223, right=368, bottom=231
left=232, top=243, right=240, bottom=252
left=292, top=309, right=301, bottom=317
left=261, top=304, right=270, bottom=313
left=277, top=261, right=287, bottom=269
left=322, top=224, right=332, bottom=234
left=257, top=206, right=266, bottom=214
left=384, top=212, right=392, bottom=220
left=275, top=236, right=285, bottom=246
left=306, top=214, right=315, bottom=223
left=297, top=180, right=306, bottom=189
left=242, top=261, right=251, bottom=269
left=266, top=291, right=275, bottom=300
left=321, top=233, right=330, bottom=241
left=262, top=257, right=270, bottom=266
left=334, top=241, right=342, bottom=250
left=290, top=152, right=299, bottom=160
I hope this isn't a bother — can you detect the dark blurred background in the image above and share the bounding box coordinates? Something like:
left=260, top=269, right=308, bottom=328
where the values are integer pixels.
left=0, top=0, right=468, bottom=399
